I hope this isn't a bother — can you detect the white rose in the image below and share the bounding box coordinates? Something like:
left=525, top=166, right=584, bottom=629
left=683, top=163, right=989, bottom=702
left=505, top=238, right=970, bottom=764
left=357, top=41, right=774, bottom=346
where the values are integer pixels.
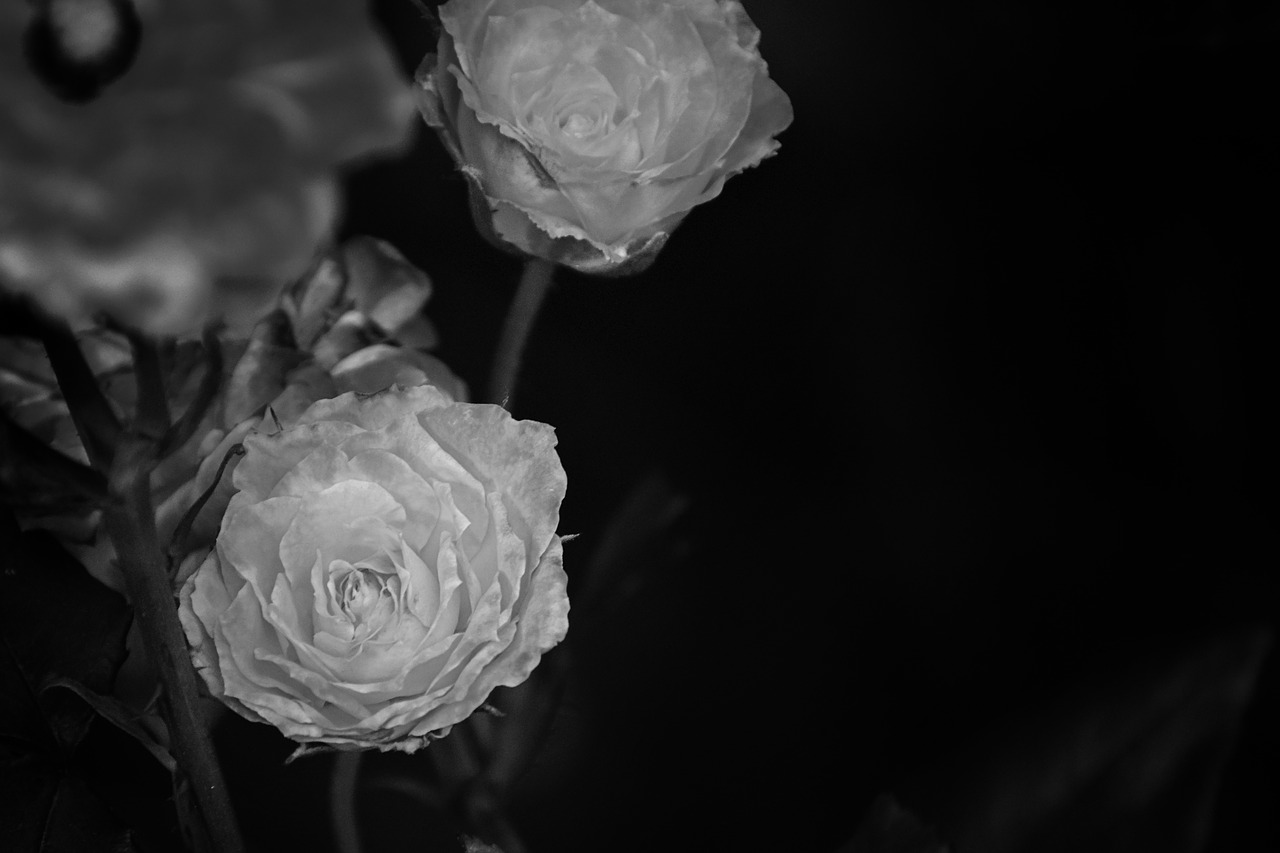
left=416, top=0, right=793, bottom=274
left=178, top=384, right=568, bottom=752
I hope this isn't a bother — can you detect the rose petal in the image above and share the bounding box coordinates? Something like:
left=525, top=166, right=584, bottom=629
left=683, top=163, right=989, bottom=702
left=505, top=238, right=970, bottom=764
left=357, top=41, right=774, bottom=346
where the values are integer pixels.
left=219, top=494, right=302, bottom=607
left=346, top=449, right=443, bottom=551
left=340, top=414, right=489, bottom=534
left=235, top=420, right=364, bottom=500
left=712, top=68, right=793, bottom=176
left=296, top=384, right=452, bottom=431
left=330, top=345, right=454, bottom=399
left=407, top=536, right=568, bottom=739
left=416, top=402, right=566, bottom=561
left=269, top=443, right=351, bottom=499
left=278, top=482, right=406, bottom=632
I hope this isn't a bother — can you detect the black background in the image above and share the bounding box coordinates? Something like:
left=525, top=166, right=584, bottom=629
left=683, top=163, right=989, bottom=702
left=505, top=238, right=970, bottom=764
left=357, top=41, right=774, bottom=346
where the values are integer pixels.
left=275, top=0, right=1278, bottom=850
left=10, top=1, right=1274, bottom=851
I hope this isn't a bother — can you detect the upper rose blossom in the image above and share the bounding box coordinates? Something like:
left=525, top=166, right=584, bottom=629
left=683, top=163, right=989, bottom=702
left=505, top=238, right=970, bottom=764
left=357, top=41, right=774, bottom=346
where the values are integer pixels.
left=0, top=0, right=416, bottom=335
left=416, top=0, right=792, bottom=274
left=179, top=384, right=569, bottom=752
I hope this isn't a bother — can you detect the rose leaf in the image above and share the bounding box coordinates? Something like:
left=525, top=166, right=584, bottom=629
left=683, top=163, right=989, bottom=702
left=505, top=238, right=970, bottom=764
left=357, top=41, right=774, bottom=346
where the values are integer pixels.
left=910, top=626, right=1272, bottom=853
left=0, top=516, right=146, bottom=852
left=41, top=678, right=175, bottom=774
left=836, top=794, right=950, bottom=853
left=0, top=520, right=131, bottom=753
left=572, top=471, right=690, bottom=628
left=0, top=757, right=136, bottom=853
left=222, top=309, right=306, bottom=427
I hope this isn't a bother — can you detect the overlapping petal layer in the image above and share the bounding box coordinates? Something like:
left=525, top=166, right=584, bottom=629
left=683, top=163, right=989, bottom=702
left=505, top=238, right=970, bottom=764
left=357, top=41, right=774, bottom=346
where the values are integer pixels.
left=179, top=385, right=568, bottom=752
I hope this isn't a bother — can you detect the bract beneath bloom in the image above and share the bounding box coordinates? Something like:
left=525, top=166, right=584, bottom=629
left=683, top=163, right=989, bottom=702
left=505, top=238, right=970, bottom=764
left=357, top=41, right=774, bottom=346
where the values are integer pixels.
left=178, top=385, right=569, bottom=752
left=416, top=0, right=793, bottom=274
left=0, top=0, right=416, bottom=335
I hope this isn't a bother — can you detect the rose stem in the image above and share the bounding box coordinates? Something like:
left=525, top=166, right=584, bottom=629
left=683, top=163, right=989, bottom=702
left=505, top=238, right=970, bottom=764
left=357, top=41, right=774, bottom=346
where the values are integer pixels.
left=101, top=457, right=246, bottom=853
left=46, top=320, right=247, bottom=853
left=330, top=751, right=365, bottom=853
left=487, top=257, right=556, bottom=410
left=126, top=330, right=172, bottom=438
left=37, top=315, right=121, bottom=470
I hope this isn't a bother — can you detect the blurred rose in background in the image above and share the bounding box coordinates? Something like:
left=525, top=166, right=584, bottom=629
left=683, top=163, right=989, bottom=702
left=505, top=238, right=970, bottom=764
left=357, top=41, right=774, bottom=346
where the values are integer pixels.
left=0, top=0, right=416, bottom=335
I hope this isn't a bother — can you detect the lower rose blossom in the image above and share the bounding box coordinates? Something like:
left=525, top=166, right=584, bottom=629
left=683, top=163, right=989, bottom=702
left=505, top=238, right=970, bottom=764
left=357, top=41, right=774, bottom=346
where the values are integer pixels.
left=178, top=384, right=569, bottom=751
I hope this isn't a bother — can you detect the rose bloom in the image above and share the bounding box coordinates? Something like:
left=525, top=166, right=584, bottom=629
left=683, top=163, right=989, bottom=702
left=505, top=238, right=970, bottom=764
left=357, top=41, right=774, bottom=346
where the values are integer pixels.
left=178, top=384, right=569, bottom=751
left=416, top=0, right=793, bottom=274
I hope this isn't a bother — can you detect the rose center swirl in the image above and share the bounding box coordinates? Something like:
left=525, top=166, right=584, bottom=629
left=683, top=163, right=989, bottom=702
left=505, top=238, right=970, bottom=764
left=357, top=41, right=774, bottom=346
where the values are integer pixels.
left=328, top=555, right=403, bottom=642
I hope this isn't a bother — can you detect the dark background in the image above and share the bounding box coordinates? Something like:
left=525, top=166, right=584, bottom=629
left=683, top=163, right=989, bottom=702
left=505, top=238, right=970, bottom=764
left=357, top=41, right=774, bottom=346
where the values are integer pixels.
left=274, top=0, right=1278, bottom=850
left=11, top=1, right=1274, bottom=851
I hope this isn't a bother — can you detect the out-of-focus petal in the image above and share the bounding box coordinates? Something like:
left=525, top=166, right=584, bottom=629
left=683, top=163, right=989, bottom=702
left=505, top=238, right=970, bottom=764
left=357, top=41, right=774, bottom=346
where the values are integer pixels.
left=0, top=0, right=416, bottom=335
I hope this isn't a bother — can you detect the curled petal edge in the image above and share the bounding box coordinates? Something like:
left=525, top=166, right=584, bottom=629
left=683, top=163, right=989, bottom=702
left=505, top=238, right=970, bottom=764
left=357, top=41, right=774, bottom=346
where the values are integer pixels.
left=470, top=174, right=672, bottom=276
left=181, top=535, right=570, bottom=754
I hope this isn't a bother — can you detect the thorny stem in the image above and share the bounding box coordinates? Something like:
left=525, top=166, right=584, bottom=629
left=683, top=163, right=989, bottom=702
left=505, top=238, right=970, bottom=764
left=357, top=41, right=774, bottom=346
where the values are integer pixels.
left=50, top=323, right=246, bottom=853
left=487, top=258, right=556, bottom=410
left=99, top=437, right=245, bottom=853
